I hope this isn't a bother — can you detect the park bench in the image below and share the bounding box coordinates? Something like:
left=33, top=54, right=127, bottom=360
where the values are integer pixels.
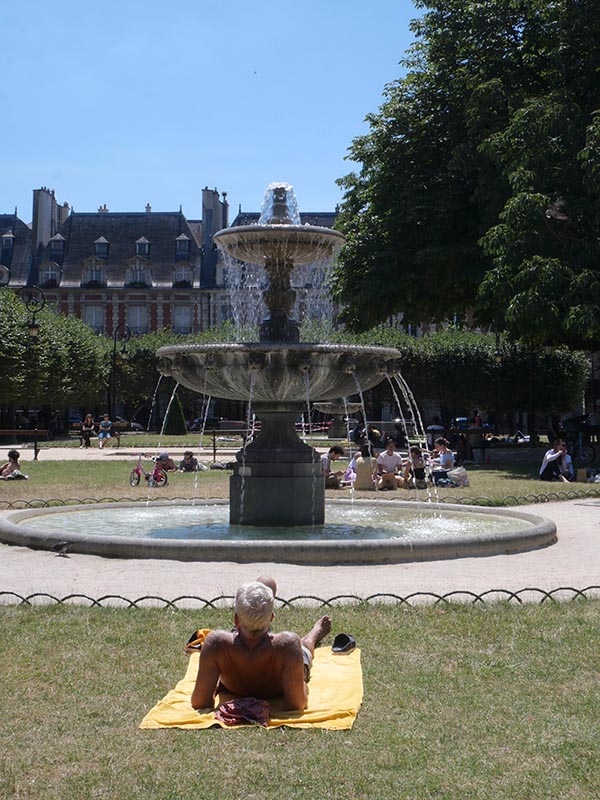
left=0, top=429, right=49, bottom=460
left=68, top=424, right=121, bottom=448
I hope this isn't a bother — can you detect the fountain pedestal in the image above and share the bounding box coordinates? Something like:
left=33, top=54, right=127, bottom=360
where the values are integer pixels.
left=230, top=403, right=324, bottom=525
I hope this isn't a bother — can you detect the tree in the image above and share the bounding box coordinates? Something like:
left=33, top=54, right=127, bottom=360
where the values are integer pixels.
left=333, top=0, right=600, bottom=346
left=162, top=392, right=188, bottom=436
left=300, top=324, right=589, bottom=422
left=0, top=290, right=107, bottom=421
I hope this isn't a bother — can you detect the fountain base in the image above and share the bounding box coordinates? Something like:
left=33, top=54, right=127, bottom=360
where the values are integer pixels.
left=230, top=461, right=324, bottom=526
left=230, top=404, right=324, bottom=525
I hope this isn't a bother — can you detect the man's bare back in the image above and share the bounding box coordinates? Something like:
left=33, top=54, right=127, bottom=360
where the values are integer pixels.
left=191, top=628, right=306, bottom=710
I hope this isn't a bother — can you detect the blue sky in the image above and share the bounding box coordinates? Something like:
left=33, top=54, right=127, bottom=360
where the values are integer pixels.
left=2, top=0, right=419, bottom=222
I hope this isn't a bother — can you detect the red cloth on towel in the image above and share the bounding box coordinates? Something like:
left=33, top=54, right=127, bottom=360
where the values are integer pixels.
left=214, top=697, right=271, bottom=727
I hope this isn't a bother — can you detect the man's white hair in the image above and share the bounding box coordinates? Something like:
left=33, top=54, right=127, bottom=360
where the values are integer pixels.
left=235, top=581, right=274, bottom=636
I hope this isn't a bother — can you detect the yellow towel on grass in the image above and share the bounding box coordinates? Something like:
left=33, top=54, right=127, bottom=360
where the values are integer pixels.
left=140, top=647, right=363, bottom=731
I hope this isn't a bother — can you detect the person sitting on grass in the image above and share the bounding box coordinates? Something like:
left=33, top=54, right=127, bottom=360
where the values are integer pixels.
left=559, top=446, right=575, bottom=482
left=430, top=437, right=455, bottom=484
left=376, top=438, right=404, bottom=490
left=353, top=443, right=378, bottom=491
left=0, top=450, right=22, bottom=479
left=178, top=451, right=200, bottom=472
left=403, top=445, right=428, bottom=489
left=191, top=581, right=331, bottom=712
left=539, top=439, right=569, bottom=482
left=321, top=445, right=345, bottom=489
left=156, top=452, right=177, bottom=472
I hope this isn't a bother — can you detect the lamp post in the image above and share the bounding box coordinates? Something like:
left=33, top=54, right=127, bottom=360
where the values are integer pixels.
left=111, top=323, right=131, bottom=420
left=494, top=331, right=503, bottom=435
left=17, top=285, right=46, bottom=337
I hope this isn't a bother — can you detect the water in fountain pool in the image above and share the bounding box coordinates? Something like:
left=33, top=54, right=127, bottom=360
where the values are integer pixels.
left=23, top=503, right=532, bottom=542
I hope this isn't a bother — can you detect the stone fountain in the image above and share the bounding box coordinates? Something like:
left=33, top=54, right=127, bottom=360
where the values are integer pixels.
left=0, top=184, right=558, bottom=560
left=157, top=183, right=402, bottom=526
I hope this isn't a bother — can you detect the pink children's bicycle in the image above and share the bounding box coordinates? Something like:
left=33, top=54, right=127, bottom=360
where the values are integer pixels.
left=129, top=454, right=168, bottom=488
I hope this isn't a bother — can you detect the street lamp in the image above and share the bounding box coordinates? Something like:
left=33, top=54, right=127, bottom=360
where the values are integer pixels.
left=17, top=285, right=46, bottom=337
left=111, top=323, right=131, bottom=420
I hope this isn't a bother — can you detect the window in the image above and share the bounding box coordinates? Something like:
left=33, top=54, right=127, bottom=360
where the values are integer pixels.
left=40, top=263, right=60, bottom=287
left=83, top=305, right=105, bottom=333
left=128, top=265, right=147, bottom=286
left=173, top=264, right=193, bottom=287
left=176, top=237, right=190, bottom=258
left=172, top=305, right=192, bottom=334
left=135, top=238, right=150, bottom=258
left=84, top=261, right=105, bottom=286
left=128, top=305, right=149, bottom=334
left=50, top=238, right=64, bottom=256
left=1, top=234, right=14, bottom=251
left=94, top=238, right=109, bottom=258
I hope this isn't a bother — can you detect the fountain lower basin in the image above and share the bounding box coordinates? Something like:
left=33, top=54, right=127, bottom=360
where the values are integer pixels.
left=156, top=343, right=401, bottom=403
left=0, top=500, right=557, bottom=564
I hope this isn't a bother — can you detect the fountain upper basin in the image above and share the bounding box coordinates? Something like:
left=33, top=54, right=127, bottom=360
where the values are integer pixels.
left=157, top=343, right=401, bottom=403
left=213, top=224, right=346, bottom=265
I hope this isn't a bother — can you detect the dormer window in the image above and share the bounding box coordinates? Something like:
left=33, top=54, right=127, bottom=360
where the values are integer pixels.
left=49, top=234, right=65, bottom=257
left=173, top=264, right=193, bottom=288
left=83, top=259, right=106, bottom=287
left=175, top=234, right=190, bottom=259
left=1, top=232, right=14, bottom=251
left=135, top=237, right=150, bottom=258
left=126, top=260, right=149, bottom=287
left=94, top=236, right=109, bottom=259
left=40, top=263, right=61, bottom=288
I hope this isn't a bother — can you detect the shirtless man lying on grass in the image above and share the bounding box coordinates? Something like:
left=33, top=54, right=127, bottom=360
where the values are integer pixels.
left=191, top=581, right=331, bottom=711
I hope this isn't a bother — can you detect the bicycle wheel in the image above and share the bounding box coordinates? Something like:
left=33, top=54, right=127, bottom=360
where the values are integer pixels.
left=153, top=468, right=168, bottom=487
left=129, top=470, right=141, bottom=487
left=577, top=443, right=596, bottom=464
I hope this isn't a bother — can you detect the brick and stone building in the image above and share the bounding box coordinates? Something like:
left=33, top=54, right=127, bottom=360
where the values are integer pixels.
left=1, top=186, right=338, bottom=335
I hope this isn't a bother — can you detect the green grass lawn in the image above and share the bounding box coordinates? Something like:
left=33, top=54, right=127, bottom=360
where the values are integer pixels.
left=2, top=458, right=600, bottom=507
left=1, top=602, right=599, bottom=800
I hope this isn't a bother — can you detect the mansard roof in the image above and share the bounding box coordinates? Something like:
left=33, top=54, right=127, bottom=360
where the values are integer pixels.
left=0, top=213, right=32, bottom=285
left=44, top=211, right=202, bottom=288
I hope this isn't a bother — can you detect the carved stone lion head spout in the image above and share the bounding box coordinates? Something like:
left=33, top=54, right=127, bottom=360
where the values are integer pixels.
left=157, top=356, right=173, bottom=377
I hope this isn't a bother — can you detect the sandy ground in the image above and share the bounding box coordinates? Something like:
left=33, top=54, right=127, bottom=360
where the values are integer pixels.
left=1, top=445, right=599, bottom=604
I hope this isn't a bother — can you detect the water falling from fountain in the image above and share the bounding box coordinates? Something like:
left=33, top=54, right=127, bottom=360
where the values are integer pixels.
left=146, top=375, right=163, bottom=432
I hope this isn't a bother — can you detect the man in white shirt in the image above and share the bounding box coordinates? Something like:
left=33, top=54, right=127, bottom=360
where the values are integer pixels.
left=376, top=439, right=404, bottom=490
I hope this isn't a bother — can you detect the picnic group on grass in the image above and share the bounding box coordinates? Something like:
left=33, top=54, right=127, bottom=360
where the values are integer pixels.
left=320, top=435, right=464, bottom=491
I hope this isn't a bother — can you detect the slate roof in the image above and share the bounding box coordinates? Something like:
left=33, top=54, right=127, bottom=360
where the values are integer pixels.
left=0, top=213, right=32, bottom=286
left=43, top=211, right=202, bottom=288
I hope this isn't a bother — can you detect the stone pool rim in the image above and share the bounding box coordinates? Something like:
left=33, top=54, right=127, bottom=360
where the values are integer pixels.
left=0, top=499, right=557, bottom=565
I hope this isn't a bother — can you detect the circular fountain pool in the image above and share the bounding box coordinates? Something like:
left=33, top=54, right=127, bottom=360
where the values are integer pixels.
left=0, top=500, right=556, bottom=564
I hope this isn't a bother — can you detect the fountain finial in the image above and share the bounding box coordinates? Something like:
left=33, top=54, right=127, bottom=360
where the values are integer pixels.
left=258, top=182, right=301, bottom=225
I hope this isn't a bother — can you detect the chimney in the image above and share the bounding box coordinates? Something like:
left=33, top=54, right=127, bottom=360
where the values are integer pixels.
left=98, top=204, right=109, bottom=213
left=31, top=187, right=57, bottom=249
left=221, top=191, right=229, bottom=228
left=58, top=201, right=70, bottom=226
left=145, top=203, right=152, bottom=213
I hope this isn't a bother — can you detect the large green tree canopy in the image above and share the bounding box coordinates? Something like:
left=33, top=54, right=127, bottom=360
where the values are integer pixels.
left=333, top=0, right=600, bottom=346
